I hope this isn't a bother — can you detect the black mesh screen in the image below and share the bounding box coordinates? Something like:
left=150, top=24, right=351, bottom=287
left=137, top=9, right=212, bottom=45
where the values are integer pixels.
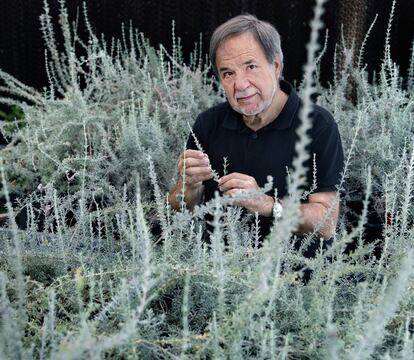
left=0, top=0, right=413, bottom=91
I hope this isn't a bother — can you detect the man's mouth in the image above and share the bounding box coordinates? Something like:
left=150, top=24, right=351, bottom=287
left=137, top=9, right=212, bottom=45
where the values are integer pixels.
left=237, top=93, right=256, bottom=102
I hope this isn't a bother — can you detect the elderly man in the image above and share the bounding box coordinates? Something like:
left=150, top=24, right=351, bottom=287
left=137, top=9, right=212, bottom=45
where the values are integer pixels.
left=168, top=14, right=343, bottom=241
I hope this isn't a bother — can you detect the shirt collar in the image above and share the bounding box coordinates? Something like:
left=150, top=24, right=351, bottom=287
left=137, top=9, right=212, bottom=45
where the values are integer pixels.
left=222, top=80, right=300, bottom=131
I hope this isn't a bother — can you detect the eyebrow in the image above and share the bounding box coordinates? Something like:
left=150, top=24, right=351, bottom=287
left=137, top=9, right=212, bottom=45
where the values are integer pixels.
left=218, top=59, right=255, bottom=73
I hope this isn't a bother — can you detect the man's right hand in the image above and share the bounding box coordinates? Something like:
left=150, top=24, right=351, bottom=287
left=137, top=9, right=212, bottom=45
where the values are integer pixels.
left=169, top=150, right=213, bottom=210
left=177, top=150, right=214, bottom=189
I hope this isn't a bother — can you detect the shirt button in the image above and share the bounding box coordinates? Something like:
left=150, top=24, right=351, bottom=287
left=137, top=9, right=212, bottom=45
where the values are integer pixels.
left=252, top=133, right=258, bottom=139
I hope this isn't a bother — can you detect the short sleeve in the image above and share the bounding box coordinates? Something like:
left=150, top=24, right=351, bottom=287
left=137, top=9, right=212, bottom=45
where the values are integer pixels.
left=311, top=110, right=344, bottom=193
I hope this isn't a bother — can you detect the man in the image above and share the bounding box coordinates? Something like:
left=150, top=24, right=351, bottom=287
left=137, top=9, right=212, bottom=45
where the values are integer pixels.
left=168, top=14, right=343, bottom=241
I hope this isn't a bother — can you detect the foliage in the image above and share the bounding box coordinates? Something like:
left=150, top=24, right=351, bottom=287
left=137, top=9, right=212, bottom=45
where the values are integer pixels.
left=0, top=106, right=25, bottom=136
left=0, top=0, right=413, bottom=359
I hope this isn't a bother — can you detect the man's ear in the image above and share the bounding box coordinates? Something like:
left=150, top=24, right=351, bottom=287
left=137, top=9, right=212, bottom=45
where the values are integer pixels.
left=273, top=57, right=282, bottom=78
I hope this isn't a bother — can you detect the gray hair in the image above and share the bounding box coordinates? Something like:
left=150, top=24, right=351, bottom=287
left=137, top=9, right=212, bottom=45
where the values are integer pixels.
left=209, top=14, right=284, bottom=76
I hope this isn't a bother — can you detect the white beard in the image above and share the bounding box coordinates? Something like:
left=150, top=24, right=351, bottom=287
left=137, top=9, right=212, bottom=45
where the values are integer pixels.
left=236, top=80, right=279, bottom=127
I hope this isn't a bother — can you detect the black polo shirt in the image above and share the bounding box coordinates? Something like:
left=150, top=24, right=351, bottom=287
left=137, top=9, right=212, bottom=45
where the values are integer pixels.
left=187, top=80, right=344, bottom=239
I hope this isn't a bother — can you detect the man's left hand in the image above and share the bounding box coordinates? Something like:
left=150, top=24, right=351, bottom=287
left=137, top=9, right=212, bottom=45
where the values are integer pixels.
left=218, top=172, right=274, bottom=216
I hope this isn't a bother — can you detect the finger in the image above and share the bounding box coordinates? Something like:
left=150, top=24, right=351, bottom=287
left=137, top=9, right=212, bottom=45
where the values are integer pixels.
left=219, top=178, right=250, bottom=192
left=186, top=172, right=214, bottom=185
left=223, top=188, right=242, bottom=197
left=219, top=172, right=252, bottom=185
left=178, top=153, right=210, bottom=171
left=179, top=150, right=207, bottom=162
left=223, top=189, right=260, bottom=211
left=223, top=189, right=246, bottom=207
left=179, top=163, right=213, bottom=185
left=186, top=165, right=212, bottom=177
left=178, top=156, right=210, bottom=170
left=224, top=188, right=258, bottom=198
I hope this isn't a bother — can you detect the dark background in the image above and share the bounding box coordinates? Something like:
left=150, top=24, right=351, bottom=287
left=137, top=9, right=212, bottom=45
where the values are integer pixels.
left=0, top=0, right=413, bottom=93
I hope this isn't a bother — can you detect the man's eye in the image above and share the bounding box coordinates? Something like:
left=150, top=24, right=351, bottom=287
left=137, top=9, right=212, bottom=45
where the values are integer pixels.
left=247, top=64, right=257, bottom=70
left=222, top=72, right=233, bottom=79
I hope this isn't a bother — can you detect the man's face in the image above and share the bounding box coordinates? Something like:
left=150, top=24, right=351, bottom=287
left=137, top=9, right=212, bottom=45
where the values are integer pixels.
left=215, top=32, right=281, bottom=118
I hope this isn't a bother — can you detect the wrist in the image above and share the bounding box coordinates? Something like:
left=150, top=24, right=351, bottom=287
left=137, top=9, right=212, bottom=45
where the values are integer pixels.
left=260, top=195, right=277, bottom=217
left=170, top=180, right=204, bottom=210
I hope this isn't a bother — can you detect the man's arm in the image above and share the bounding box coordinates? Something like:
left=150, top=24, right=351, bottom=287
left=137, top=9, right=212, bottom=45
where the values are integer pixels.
left=168, top=150, right=213, bottom=210
left=254, top=191, right=340, bottom=240
left=297, top=191, right=339, bottom=240
left=219, top=173, right=339, bottom=239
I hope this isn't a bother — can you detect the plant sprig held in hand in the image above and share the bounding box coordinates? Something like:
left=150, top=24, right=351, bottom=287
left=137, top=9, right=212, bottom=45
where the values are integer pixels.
left=188, top=123, right=220, bottom=183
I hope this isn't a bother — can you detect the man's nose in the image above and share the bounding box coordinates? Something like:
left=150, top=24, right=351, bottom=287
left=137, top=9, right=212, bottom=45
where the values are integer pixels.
left=234, top=73, right=250, bottom=91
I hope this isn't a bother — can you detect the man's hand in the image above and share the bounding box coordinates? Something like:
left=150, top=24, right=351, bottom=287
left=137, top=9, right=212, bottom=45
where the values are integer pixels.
left=177, top=150, right=213, bottom=189
left=168, top=150, right=213, bottom=210
left=218, top=172, right=274, bottom=216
